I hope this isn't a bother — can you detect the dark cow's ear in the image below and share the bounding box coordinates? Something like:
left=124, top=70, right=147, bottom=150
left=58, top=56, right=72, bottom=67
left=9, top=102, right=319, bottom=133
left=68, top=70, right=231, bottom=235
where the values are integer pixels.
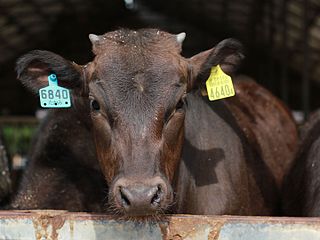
left=16, top=50, right=83, bottom=93
left=188, top=38, right=244, bottom=90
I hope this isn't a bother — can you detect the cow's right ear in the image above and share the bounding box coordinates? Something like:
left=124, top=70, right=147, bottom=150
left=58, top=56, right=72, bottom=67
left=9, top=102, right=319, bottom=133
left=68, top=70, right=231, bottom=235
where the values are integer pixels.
left=16, top=50, right=83, bottom=93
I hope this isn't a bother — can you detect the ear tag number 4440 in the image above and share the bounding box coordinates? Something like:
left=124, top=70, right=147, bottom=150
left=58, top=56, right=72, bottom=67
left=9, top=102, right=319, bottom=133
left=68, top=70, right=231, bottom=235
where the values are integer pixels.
left=39, top=74, right=71, bottom=108
left=206, top=65, right=235, bottom=101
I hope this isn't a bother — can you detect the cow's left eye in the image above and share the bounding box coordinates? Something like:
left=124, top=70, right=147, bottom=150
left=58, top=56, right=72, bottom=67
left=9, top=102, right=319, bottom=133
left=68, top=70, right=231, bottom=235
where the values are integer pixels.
left=90, top=99, right=100, bottom=111
left=175, top=99, right=184, bottom=111
left=165, top=98, right=186, bottom=124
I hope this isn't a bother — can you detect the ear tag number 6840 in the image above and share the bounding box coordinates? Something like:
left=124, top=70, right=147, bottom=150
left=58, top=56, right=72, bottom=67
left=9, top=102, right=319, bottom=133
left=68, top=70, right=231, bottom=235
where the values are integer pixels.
left=39, top=74, right=71, bottom=108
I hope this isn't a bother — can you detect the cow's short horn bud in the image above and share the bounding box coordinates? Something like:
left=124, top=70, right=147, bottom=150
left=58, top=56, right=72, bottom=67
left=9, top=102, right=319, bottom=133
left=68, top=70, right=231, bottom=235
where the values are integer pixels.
left=89, top=34, right=102, bottom=44
left=176, top=32, right=186, bottom=44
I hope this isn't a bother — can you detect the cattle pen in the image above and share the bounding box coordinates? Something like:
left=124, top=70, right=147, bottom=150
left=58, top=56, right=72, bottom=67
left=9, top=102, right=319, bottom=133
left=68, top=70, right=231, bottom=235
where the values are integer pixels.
left=0, top=211, right=319, bottom=240
left=2, top=0, right=320, bottom=239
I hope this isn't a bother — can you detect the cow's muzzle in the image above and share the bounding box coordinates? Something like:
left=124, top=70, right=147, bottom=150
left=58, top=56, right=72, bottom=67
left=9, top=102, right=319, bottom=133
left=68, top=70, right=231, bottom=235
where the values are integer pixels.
left=112, top=176, right=172, bottom=216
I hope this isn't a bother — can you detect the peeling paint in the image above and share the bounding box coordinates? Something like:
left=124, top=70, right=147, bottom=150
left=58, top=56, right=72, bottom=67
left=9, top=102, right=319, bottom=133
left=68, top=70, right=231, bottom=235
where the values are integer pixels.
left=208, top=222, right=224, bottom=240
left=218, top=222, right=320, bottom=240
left=1, top=212, right=320, bottom=240
left=69, top=219, right=74, bottom=240
left=32, top=211, right=67, bottom=240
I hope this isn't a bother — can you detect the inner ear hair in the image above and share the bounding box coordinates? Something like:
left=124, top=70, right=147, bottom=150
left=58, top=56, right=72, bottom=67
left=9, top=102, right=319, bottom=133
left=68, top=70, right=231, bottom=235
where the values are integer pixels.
left=16, top=50, right=82, bottom=92
left=25, top=61, right=50, bottom=75
left=202, top=39, right=244, bottom=76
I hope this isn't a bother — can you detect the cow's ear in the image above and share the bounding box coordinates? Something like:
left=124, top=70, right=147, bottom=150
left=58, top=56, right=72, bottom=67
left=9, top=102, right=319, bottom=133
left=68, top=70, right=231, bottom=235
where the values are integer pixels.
left=188, top=38, right=244, bottom=90
left=16, top=50, right=83, bottom=93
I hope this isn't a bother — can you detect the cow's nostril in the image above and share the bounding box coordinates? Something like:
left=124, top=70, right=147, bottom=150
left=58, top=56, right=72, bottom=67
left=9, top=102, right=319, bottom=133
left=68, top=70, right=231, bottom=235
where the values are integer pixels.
left=119, top=187, right=131, bottom=207
left=151, top=185, right=163, bottom=206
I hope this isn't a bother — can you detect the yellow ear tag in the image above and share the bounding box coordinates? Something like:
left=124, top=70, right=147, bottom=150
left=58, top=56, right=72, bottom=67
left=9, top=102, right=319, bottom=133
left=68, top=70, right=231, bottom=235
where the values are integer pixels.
left=205, top=65, right=235, bottom=101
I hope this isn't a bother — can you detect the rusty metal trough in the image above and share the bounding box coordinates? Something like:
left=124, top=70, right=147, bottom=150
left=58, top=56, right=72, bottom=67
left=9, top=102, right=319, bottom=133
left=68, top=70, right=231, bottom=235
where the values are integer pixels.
left=0, top=211, right=319, bottom=240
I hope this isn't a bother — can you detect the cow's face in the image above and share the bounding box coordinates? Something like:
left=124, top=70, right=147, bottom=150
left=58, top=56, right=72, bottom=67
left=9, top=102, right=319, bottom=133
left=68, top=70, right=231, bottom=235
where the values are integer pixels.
left=16, top=29, right=243, bottom=216
left=85, top=30, right=190, bottom=216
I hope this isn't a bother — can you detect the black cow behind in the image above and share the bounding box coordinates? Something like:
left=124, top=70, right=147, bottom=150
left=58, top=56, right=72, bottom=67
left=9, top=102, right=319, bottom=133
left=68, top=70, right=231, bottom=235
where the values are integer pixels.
left=283, top=110, right=320, bottom=216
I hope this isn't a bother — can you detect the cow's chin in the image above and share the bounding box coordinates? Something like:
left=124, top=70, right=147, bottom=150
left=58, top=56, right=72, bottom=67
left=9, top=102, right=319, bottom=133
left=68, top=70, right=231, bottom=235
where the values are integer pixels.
left=112, top=213, right=170, bottom=223
left=106, top=200, right=171, bottom=222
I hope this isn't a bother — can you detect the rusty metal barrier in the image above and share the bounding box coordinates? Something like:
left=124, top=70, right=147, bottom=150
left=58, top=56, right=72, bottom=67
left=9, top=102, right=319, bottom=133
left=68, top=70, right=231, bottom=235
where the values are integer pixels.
left=0, top=210, right=320, bottom=240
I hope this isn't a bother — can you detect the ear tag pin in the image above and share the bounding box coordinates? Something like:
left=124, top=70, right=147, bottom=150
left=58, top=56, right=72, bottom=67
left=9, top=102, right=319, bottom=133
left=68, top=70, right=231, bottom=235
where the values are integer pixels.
left=205, top=65, right=235, bottom=101
left=39, top=74, right=71, bottom=108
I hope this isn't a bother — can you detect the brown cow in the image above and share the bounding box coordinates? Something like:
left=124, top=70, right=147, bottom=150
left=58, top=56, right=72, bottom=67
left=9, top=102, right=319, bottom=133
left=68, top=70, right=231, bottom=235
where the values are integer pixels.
left=11, top=29, right=296, bottom=217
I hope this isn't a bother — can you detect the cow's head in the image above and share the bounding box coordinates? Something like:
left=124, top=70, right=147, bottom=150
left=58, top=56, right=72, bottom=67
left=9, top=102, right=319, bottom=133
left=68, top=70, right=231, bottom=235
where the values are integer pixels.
left=16, top=29, right=243, bottom=216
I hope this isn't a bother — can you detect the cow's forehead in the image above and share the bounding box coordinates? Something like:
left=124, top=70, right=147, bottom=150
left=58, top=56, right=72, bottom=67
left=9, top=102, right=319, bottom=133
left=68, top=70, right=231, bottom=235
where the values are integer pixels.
left=88, top=29, right=188, bottom=117
left=90, top=56, right=185, bottom=107
left=92, top=29, right=184, bottom=69
left=90, top=30, right=189, bottom=85
left=94, top=52, right=185, bottom=82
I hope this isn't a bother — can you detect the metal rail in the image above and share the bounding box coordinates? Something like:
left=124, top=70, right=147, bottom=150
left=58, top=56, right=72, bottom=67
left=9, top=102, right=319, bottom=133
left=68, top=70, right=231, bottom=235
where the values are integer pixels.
left=0, top=210, right=320, bottom=240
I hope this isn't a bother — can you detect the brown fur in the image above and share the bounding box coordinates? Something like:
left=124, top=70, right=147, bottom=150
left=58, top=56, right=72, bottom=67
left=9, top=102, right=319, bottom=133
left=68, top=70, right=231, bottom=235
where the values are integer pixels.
left=226, top=76, right=298, bottom=188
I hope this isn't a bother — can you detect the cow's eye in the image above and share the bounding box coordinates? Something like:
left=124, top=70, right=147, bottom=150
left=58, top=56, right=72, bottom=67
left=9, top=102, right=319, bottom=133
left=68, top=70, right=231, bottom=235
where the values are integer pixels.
left=90, top=99, right=100, bottom=111
left=175, top=99, right=184, bottom=111
left=165, top=98, right=186, bottom=124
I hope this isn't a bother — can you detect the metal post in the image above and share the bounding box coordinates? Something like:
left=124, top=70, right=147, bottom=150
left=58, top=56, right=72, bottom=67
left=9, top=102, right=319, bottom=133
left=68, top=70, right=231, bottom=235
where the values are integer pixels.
left=302, top=0, right=310, bottom=117
left=221, top=0, right=228, bottom=26
left=248, top=0, right=266, bottom=85
left=267, top=0, right=275, bottom=92
left=281, top=0, right=289, bottom=104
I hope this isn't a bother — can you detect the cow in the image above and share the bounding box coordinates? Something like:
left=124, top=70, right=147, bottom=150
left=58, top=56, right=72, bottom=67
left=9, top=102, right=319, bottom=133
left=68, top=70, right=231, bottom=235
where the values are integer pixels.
left=283, top=110, right=320, bottom=216
left=10, top=28, right=297, bottom=217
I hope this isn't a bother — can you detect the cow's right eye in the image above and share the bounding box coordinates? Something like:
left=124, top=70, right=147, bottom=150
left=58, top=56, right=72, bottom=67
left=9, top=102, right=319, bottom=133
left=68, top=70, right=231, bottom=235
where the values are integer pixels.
left=90, top=99, right=100, bottom=111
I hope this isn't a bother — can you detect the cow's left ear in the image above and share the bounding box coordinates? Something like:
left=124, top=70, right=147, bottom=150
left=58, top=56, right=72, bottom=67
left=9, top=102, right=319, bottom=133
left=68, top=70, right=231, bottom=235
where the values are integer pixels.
left=188, top=38, right=244, bottom=90
left=16, top=50, right=84, bottom=94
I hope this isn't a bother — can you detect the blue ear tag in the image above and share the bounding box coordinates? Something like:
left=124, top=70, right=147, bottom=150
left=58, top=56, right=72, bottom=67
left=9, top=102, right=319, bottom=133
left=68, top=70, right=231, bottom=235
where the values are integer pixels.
left=39, top=74, right=71, bottom=108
